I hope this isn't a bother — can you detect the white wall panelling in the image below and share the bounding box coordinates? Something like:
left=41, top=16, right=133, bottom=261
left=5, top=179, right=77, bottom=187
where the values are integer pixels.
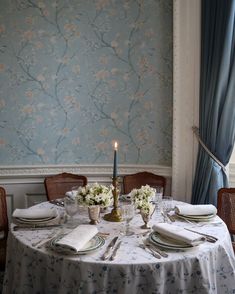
left=229, top=163, right=235, bottom=187
left=172, top=0, right=200, bottom=202
left=0, top=164, right=172, bottom=215
left=6, top=194, right=13, bottom=222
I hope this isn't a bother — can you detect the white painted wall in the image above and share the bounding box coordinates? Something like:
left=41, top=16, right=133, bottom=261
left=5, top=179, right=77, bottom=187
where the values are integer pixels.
left=172, top=0, right=200, bottom=202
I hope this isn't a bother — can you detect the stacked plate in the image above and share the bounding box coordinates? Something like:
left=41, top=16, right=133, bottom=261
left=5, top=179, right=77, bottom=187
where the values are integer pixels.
left=15, top=215, right=57, bottom=225
left=149, top=232, right=194, bottom=250
left=175, top=212, right=216, bottom=222
left=12, top=208, right=59, bottom=225
left=174, top=204, right=217, bottom=222
left=49, top=234, right=105, bottom=255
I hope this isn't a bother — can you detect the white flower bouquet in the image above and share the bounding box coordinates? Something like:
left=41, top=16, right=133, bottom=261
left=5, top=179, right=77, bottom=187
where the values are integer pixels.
left=76, top=182, right=113, bottom=207
left=130, top=185, right=155, bottom=214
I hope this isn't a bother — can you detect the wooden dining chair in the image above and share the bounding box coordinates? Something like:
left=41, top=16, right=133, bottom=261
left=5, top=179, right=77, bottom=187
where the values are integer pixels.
left=217, top=187, right=235, bottom=253
left=122, top=171, right=166, bottom=195
left=0, top=187, right=8, bottom=270
left=44, top=172, right=87, bottom=201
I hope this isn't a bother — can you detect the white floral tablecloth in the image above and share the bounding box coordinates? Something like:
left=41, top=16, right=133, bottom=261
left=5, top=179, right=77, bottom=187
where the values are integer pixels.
left=3, top=201, right=235, bottom=294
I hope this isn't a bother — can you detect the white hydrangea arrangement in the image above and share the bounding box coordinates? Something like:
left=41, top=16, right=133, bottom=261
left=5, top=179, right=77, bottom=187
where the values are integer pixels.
left=130, top=185, right=155, bottom=214
left=76, top=182, right=113, bottom=207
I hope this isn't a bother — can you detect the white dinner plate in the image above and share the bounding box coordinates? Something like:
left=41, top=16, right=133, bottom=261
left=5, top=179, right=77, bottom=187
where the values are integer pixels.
left=15, top=215, right=56, bottom=224
left=175, top=212, right=216, bottom=222
left=49, top=234, right=105, bottom=255
left=149, top=232, right=194, bottom=250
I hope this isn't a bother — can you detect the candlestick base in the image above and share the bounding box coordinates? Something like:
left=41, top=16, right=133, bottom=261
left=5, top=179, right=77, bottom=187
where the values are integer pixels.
left=104, top=176, right=122, bottom=222
left=103, top=207, right=122, bottom=222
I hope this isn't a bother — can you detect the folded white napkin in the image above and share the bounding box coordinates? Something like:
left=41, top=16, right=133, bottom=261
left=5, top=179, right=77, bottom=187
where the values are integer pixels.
left=56, top=225, right=98, bottom=252
left=174, top=204, right=217, bottom=216
left=152, top=223, right=205, bottom=246
left=12, top=208, right=58, bottom=219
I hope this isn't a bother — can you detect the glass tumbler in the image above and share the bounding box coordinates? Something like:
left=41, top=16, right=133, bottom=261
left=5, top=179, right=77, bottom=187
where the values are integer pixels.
left=161, top=196, right=173, bottom=222
left=152, top=186, right=163, bottom=221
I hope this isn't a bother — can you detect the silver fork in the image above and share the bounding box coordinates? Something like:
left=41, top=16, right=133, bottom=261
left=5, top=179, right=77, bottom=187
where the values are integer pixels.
left=139, top=243, right=161, bottom=259
left=32, top=229, right=62, bottom=248
left=145, top=241, right=168, bottom=258
left=183, top=218, right=212, bottom=228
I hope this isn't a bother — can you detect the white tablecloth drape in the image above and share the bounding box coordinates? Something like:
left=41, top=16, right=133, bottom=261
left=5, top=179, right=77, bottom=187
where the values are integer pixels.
left=3, top=201, right=235, bottom=294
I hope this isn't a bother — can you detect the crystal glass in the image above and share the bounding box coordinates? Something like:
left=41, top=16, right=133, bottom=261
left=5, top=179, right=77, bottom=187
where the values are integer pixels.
left=120, top=202, right=135, bottom=236
left=161, top=196, right=173, bottom=222
left=152, top=186, right=163, bottom=221
left=71, top=186, right=79, bottom=198
left=64, top=197, right=78, bottom=226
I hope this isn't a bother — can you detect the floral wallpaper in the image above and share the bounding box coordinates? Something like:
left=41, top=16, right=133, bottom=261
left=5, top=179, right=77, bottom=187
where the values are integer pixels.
left=0, top=0, right=172, bottom=165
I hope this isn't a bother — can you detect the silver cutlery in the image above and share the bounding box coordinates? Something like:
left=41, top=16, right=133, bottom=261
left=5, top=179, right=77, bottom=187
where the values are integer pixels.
left=32, top=230, right=60, bottom=248
left=161, top=212, right=172, bottom=223
left=184, top=228, right=218, bottom=243
left=167, top=213, right=175, bottom=222
left=182, top=218, right=199, bottom=226
left=146, top=242, right=168, bottom=258
left=109, top=241, right=122, bottom=260
left=183, top=218, right=222, bottom=227
left=13, top=224, right=62, bottom=231
left=97, top=232, right=110, bottom=239
left=101, top=236, right=119, bottom=260
left=139, top=244, right=161, bottom=259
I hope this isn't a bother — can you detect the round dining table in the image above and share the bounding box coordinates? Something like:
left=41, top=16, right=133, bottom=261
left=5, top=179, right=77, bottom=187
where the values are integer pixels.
left=2, top=200, right=235, bottom=294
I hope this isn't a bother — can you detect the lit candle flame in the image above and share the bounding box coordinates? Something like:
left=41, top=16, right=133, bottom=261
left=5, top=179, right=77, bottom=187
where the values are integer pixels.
left=114, top=141, right=118, bottom=150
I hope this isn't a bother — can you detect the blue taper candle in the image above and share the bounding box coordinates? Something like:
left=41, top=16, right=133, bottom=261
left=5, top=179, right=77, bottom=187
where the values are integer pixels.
left=113, top=142, right=118, bottom=179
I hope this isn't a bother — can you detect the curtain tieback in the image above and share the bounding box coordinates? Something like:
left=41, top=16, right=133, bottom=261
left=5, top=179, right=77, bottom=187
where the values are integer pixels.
left=192, top=126, right=226, bottom=173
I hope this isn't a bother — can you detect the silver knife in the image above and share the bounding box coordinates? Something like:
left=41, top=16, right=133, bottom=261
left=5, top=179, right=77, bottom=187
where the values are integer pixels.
left=167, top=213, right=175, bottom=222
left=146, top=243, right=168, bottom=258
left=13, top=224, right=62, bottom=231
left=185, top=228, right=217, bottom=242
left=101, top=236, right=119, bottom=260
left=109, top=241, right=122, bottom=260
left=139, top=244, right=161, bottom=259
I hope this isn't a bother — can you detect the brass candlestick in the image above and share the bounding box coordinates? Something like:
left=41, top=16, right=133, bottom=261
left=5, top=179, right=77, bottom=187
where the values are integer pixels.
left=103, top=177, right=122, bottom=222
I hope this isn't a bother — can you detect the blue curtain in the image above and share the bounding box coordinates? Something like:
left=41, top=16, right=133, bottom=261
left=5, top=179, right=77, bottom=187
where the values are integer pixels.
left=192, top=0, right=235, bottom=205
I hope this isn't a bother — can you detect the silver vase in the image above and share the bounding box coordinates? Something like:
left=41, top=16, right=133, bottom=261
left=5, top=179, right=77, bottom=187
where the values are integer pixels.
left=140, top=210, right=151, bottom=229
left=88, top=205, right=100, bottom=225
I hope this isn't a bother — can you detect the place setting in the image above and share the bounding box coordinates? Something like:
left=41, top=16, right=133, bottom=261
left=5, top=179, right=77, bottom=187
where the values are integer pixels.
left=173, top=203, right=217, bottom=222
left=148, top=223, right=210, bottom=251
left=130, top=194, right=220, bottom=256
left=45, top=225, right=122, bottom=261
left=137, top=219, right=218, bottom=259
left=46, top=225, right=106, bottom=256
left=12, top=207, right=64, bottom=230
left=168, top=203, right=223, bottom=230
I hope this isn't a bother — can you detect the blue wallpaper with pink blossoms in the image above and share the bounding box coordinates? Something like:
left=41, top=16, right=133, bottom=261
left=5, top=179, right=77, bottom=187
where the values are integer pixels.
left=0, top=0, right=172, bottom=165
